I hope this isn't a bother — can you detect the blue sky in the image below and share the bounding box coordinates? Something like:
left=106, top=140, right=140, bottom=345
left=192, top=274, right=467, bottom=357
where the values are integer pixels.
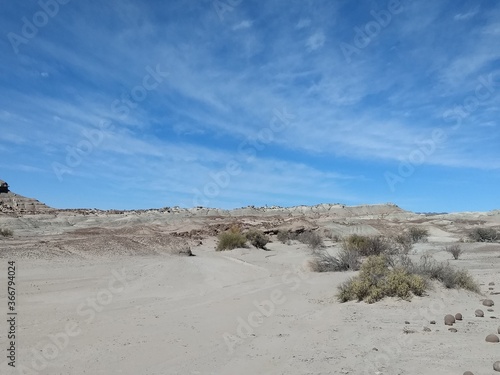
left=1, top=0, right=499, bottom=212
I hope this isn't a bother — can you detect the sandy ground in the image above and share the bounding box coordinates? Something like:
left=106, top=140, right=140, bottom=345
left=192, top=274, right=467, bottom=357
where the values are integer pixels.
left=1, top=205, right=500, bottom=374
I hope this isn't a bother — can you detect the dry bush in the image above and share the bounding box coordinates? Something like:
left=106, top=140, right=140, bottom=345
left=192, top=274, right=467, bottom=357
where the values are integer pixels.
left=277, top=230, right=296, bottom=244
left=408, top=227, right=429, bottom=243
left=391, top=234, right=414, bottom=254
left=216, top=228, right=247, bottom=251
left=409, top=255, right=479, bottom=293
left=0, top=228, right=13, bottom=237
left=337, top=255, right=426, bottom=303
left=167, top=237, right=193, bottom=256
left=343, top=234, right=390, bottom=256
left=245, top=229, right=270, bottom=250
left=444, top=244, right=463, bottom=260
left=297, top=231, right=324, bottom=249
left=467, top=227, right=498, bottom=242
left=309, top=247, right=360, bottom=272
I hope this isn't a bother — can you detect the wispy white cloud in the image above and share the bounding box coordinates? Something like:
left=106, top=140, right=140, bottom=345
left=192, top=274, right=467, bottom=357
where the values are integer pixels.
left=454, top=8, right=479, bottom=21
left=306, top=31, right=326, bottom=51
left=296, top=18, right=311, bottom=29
left=232, top=20, right=252, bottom=30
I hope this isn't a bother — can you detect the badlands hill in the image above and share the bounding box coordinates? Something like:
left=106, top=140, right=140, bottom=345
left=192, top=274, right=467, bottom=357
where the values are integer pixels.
left=1, top=180, right=500, bottom=374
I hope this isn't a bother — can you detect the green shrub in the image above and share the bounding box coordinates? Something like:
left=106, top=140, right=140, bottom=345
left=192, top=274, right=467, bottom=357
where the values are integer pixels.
left=0, top=228, right=13, bottom=237
left=343, top=234, right=389, bottom=256
left=408, top=227, right=429, bottom=243
left=467, top=227, right=498, bottom=242
left=392, top=233, right=414, bottom=254
left=245, top=229, right=270, bottom=250
left=309, top=247, right=360, bottom=272
left=297, top=231, right=324, bottom=249
left=216, top=229, right=247, bottom=251
left=337, top=255, right=426, bottom=303
left=444, top=244, right=463, bottom=260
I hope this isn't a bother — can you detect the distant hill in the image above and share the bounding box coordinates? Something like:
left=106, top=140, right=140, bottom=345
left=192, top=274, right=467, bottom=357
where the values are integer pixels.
left=0, top=179, right=54, bottom=215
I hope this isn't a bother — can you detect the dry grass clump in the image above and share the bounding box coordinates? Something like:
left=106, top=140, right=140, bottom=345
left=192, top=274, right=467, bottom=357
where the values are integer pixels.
left=337, top=255, right=426, bottom=303
left=409, top=255, right=479, bottom=292
left=342, top=234, right=390, bottom=256
left=408, top=227, right=429, bottom=243
left=216, top=227, right=247, bottom=251
left=467, top=227, right=498, bottom=242
left=297, top=231, right=324, bottom=249
left=245, top=229, right=270, bottom=250
left=277, top=230, right=295, bottom=244
left=309, top=247, right=360, bottom=272
left=0, top=228, right=13, bottom=237
left=444, top=243, right=463, bottom=260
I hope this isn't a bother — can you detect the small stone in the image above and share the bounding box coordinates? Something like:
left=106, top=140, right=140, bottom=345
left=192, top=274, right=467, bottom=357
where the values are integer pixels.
left=498, top=326, right=500, bottom=334
left=489, top=282, right=495, bottom=286
left=430, top=320, right=436, bottom=324
left=490, top=288, right=495, bottom=290
left=405, top=321, right=410, bottom=324
left=486, top=334, right=500, bottom=343
left=483, top=299, right=495, bottom=307
left=463, top=371, right=474, bottom=375
left=372, top=347, right=378, bottom=351
left=423, top=327, right=431, bottom=332
left=488, top=309, right=495, bottom=312
left=449, top=328, right=458, bottom=332
left=455, top=313, right=463, bottom=321
left=476, top=309, right=484, bottom=317
left=494, top=361, right=500, bottom=372
left=444, top=314, right=455, bottom=326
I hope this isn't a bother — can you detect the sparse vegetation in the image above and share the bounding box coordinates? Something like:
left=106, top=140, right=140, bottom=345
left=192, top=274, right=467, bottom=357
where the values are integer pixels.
left=277, top=230, right=295, bottom=244
left=408, top=227, right=429, bottom=243
left=337, top=255, right=426, bottom=303
left=309, top=247, right=360, bottom=272
left=297, top=231, right=324, bottom=249
left=467, top=227, right=498, bottom=242
left=444, top=243, right=463, bottom=260
left=337, top=251, right=480, bottom=303
left=0, top=228, right=13, bottom=237
left=342, top=234, right=389, bottom=256
left=245, top=229, right=270, bottom=250
left=407, top=254, right=479, bottom=293
left=392, top=233, right=414, bottom=254
left=216, top=227, right=247, bottom=251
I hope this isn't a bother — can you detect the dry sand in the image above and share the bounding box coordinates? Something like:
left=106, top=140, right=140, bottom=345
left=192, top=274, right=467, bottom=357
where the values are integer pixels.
left=1, top=203, right=500, bottom=374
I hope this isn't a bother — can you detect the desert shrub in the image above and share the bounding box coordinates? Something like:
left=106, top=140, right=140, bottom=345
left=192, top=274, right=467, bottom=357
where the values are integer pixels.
left=309, top=247, right=360, bottom=272
left=0, top=228, right=13, bottom=237
left=277, top=230, right=296, bottom=244
left=410, top=255, right=479, bottom=293
left=343, top=234, right=389, bottom=256
left=444, top=244, right=463, bottom=260
left=467, top=227, right=498, bottom=242
left=245, top=229, right=270, bottom=250
left=297, top=231, right=324, bottom=249
left=390, top=234, right=414, bottom=255
left=337, top=255, right=426, bottom=303
left=216, top=228, right=247, bottom=251
left=408, top=227, right=429, bottom=243
left=167, top=237, right=193, bottom=256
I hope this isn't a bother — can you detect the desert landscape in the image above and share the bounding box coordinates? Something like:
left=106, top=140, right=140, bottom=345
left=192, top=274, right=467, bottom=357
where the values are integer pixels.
left=1, top=184, right=499, bottom=375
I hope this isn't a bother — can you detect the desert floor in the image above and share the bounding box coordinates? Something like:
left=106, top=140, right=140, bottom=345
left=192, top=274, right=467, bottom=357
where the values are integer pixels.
left=1, top=205, right=499, bottom=374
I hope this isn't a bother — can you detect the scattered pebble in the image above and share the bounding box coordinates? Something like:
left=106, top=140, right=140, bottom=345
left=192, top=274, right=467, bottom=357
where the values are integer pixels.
left=423, top=327, right=431, bottom=332
left=489, top=282, right=496, bottom=286
left=483, top=299, right=495, bottom=307
left=463, top=371, right=474, bottom=375
left=444, top=314, right=455, bottom=326
left=475, top=309, right=484, bottom=317
left=485, top=334, right=500, bottom=343
left=449, top=328, right=458, bottom=333
left=430, top=320, right=436, bottom=325
left=494, top=361, right=500, bottom=372
left=455, top=313, right=463, bottom=321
